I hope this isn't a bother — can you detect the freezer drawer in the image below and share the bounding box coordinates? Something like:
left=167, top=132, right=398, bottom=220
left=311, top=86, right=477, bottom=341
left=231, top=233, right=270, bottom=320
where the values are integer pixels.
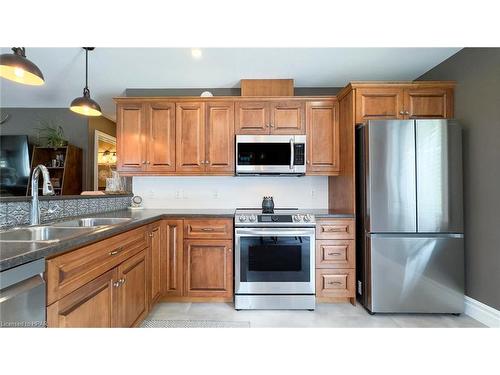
left=369, top=234, right=464, bottom=313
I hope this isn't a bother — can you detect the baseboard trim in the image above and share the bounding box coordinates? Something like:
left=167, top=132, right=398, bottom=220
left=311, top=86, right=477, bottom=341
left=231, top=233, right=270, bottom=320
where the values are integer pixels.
left=464, top=296, right=500, bottom=328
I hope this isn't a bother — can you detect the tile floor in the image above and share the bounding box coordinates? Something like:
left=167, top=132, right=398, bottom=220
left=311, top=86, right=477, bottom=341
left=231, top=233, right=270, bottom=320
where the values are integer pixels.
left=146, top=302, right=485, bottom=328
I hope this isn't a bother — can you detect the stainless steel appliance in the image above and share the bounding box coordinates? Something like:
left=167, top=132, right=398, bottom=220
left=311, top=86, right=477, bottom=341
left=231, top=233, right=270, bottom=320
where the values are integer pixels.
left=356, top=120, right=465, bottom=314
left=0, top=258, right=46, bottom=327
left=235, top=208, right=316, bottom=310
left=235, top=135, right=306, bottom=175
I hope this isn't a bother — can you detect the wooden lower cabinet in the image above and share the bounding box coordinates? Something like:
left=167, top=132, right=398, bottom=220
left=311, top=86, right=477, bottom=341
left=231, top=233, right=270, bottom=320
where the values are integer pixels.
left=116, top=250, right=148, bottom=327
left=184, top=239, right=233, bottom=299
left=316, top=269, right=356, bottom=301
left=147, top=222, right=162, bottom=308
left=47, top=269, right=118, bottom=328
left=161, top=220, right=184, bottom=297
left=315, top=218, right=356, bottom=304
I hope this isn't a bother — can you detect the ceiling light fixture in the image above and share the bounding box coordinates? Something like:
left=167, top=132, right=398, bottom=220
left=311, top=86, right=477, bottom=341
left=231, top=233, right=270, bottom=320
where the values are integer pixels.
left=70, top=47, right=102, bottom=117
left=191, top=48, right=202, bottom=59
left=0, top=47, right=45, bottom=85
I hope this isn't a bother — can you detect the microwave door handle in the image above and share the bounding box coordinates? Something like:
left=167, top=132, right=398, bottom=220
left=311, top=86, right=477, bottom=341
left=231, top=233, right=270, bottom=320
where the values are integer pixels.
left=290, top=138, right=294, bottom=170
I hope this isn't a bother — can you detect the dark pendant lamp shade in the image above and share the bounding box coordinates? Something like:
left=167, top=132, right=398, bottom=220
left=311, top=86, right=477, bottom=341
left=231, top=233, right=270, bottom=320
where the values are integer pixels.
left=70, top=47, right=102, bottom=117
left=0, top=47, right=45, bottom=85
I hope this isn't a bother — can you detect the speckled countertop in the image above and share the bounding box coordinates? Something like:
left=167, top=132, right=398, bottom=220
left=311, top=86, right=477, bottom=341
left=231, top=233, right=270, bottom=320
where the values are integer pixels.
left=0, top=208, right=354, bottom=272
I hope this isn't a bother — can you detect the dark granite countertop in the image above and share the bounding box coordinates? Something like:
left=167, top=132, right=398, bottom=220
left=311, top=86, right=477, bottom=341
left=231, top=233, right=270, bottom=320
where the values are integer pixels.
left=0, top=208, right=353, bottom=271
left=0, top=208, right=235, bottom=272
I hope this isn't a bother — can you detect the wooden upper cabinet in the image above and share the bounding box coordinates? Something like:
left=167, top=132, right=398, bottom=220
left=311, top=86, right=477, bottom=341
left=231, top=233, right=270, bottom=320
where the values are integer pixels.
left=235, top=101, right=270, bottom=134
left=270, top=101, right=305, bottom=134
left=47, top=268, right=118, bottom=328
left=306, top=101, right=340, bottom=175
left=184, top=239, right=233, bottom=298
left=116, top=250, right=148, bottom=328
left=404, top=87, right=454, bottom=119
left=161, top=220, right=184, bottom=297
left=176, top=102, right=206, bottom=173
left=355, top=87, right=405, bottom=123
left=117, top=103, right=146, bottom=172
left=146, top=102, right=176, bottom=172
left=205, top=102, right=235, bottom=173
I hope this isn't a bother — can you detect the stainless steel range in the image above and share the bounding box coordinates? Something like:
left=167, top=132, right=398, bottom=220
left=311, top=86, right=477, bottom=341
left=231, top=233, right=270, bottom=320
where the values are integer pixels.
left=234, top=208, right=316, bottom=310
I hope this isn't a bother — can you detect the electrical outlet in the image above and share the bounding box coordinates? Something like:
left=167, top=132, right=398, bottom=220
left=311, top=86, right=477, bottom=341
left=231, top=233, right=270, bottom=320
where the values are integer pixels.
left=357, top=280, right=362, bottom=295
left=175, top=190, right=182, bottom=199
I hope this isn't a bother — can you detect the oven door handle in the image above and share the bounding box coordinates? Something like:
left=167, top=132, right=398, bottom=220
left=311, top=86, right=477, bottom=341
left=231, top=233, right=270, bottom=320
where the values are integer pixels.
left=289, top=138, right=294, bottom=170
left=235, top=228, right=315, bottom=237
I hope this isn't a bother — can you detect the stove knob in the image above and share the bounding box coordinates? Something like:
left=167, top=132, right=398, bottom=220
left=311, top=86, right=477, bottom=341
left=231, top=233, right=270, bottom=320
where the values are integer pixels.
left=294, top=214, right=303, bottom=222
left=304, top=214, right=314, bottom=222
left=248, top=214, right=257, bottom=222
left=271, top=216, right=279, bottom=222
left=238, top=215, right=247, bottom=222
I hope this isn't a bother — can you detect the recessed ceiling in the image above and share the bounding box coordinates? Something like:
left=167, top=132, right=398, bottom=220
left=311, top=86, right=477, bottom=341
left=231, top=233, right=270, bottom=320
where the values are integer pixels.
left=0, top=47, right=460, bottom=119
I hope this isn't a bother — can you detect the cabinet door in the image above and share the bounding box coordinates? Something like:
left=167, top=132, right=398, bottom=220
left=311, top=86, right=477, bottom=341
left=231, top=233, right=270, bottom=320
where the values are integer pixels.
left=235, top=101, right=270, bottom=134
left=116, top=103, right=146, bottom=172
left=146, top=102, right=176, bottom=172
left=184, top=240, right=233, bottom=298
left=176, top=102, right=206, bottom=173
left=117, top=250, right=148, bottom=327
left=206, top=102, right=235, bottom=173
left=161, top=220, right=184, bottom=297
left=355, top=88, right=404, bottom=123
left=270, top=100, right=305, bottom=134
left=306, top=101, right=340, bottom=174
left=147, top=222, right=162, bottom=307
left=404, top=88, right=454, bottom=119
left=46, top=269, right=118, bottom=328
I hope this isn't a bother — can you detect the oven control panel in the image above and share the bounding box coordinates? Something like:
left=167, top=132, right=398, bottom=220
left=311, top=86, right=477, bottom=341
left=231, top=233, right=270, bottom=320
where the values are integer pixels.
left=235, top=212, right=316, bottom=226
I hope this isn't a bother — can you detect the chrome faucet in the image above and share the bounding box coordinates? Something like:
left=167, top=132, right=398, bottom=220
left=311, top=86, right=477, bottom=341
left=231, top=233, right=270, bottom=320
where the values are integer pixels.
left=30, top=164, right=55, bottom=225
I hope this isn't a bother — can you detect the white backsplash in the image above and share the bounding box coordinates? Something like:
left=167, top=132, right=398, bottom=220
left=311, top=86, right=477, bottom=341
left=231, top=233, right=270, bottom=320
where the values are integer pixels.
left=132, top=176, right=328, bottom=209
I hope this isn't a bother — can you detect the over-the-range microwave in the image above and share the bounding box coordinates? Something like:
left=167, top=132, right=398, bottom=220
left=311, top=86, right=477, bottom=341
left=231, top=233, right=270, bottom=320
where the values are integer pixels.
left=235, top=135, right=306, bottom=176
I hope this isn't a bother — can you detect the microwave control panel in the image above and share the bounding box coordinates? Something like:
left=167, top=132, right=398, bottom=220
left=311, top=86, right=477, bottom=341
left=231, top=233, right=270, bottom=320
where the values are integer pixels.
left=294, top=144, right=305, bottom=165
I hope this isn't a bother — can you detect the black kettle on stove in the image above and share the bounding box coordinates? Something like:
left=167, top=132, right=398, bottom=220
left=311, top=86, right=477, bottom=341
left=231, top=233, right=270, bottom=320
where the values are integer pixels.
left=262, top=196, right=274, bottom=213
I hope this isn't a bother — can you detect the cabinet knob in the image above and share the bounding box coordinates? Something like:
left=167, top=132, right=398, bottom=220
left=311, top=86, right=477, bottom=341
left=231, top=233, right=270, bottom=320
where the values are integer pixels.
left=113, top=280, right=121, bottom=287
left=142, top=160, right=146, bottom=164
left=306, top=160, right=310, bottom=164
left=270, top=124, right=274, bottom=128
left=399, top=111, right=405, bottom=115
left=404, top=111, right=409, bottom=115
left=149, top=232, right=154, bottom=237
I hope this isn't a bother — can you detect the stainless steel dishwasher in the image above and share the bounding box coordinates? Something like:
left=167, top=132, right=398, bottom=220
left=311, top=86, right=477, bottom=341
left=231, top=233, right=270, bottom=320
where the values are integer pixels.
left=0, top=258, right=46, bottom=328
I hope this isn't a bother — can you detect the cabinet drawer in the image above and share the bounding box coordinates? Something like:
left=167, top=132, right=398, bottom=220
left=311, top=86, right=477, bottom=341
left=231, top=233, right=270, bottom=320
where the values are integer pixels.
left=316, top=269, right=355, bottom=298
left=46, top=226, right=148, bottom=305
left=184, top=219, right=233, bottom=239
left=316, top=219, right=355, bottom=240
left=316, top=240, right=355, bottom=269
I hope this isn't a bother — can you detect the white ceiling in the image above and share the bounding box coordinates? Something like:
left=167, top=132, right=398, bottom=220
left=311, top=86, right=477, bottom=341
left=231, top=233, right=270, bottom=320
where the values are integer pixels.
left=0, top=48, right=460, bottom=119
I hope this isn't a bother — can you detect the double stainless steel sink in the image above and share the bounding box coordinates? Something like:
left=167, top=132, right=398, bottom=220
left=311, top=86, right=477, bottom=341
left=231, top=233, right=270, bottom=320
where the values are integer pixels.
left=0, top=218, right=132, bottom=243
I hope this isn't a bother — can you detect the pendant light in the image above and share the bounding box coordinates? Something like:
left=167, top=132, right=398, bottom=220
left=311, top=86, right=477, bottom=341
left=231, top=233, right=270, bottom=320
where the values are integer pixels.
left=0, top=47, right=45, bottom=85
left=70, top=47, right=102, bottom=117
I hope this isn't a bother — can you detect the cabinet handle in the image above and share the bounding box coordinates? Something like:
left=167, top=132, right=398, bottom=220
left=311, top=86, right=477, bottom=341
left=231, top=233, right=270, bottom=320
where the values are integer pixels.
left=120, top=278, right=126, bottom=285
left=113, top=280, right=121, bottom=287
left=149, top=232, right=154, bottom=237
left=109, top=246, right=124, bottom=256
left=328, top=281, right=342, bottom=285
left=201, top=228, right=214, bottom=231
left=328, top=252, right=341, bottom=256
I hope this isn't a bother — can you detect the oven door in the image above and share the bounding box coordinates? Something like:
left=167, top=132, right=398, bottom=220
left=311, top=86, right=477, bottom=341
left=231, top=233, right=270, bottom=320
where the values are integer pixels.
left=235, top=227, right=315, bottom=294
left=236, top=135, right=306, bottom=174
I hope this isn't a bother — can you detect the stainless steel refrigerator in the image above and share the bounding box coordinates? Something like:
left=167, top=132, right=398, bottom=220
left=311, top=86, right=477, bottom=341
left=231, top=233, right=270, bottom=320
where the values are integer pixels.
left=356, top=120, right=464, bottom=314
